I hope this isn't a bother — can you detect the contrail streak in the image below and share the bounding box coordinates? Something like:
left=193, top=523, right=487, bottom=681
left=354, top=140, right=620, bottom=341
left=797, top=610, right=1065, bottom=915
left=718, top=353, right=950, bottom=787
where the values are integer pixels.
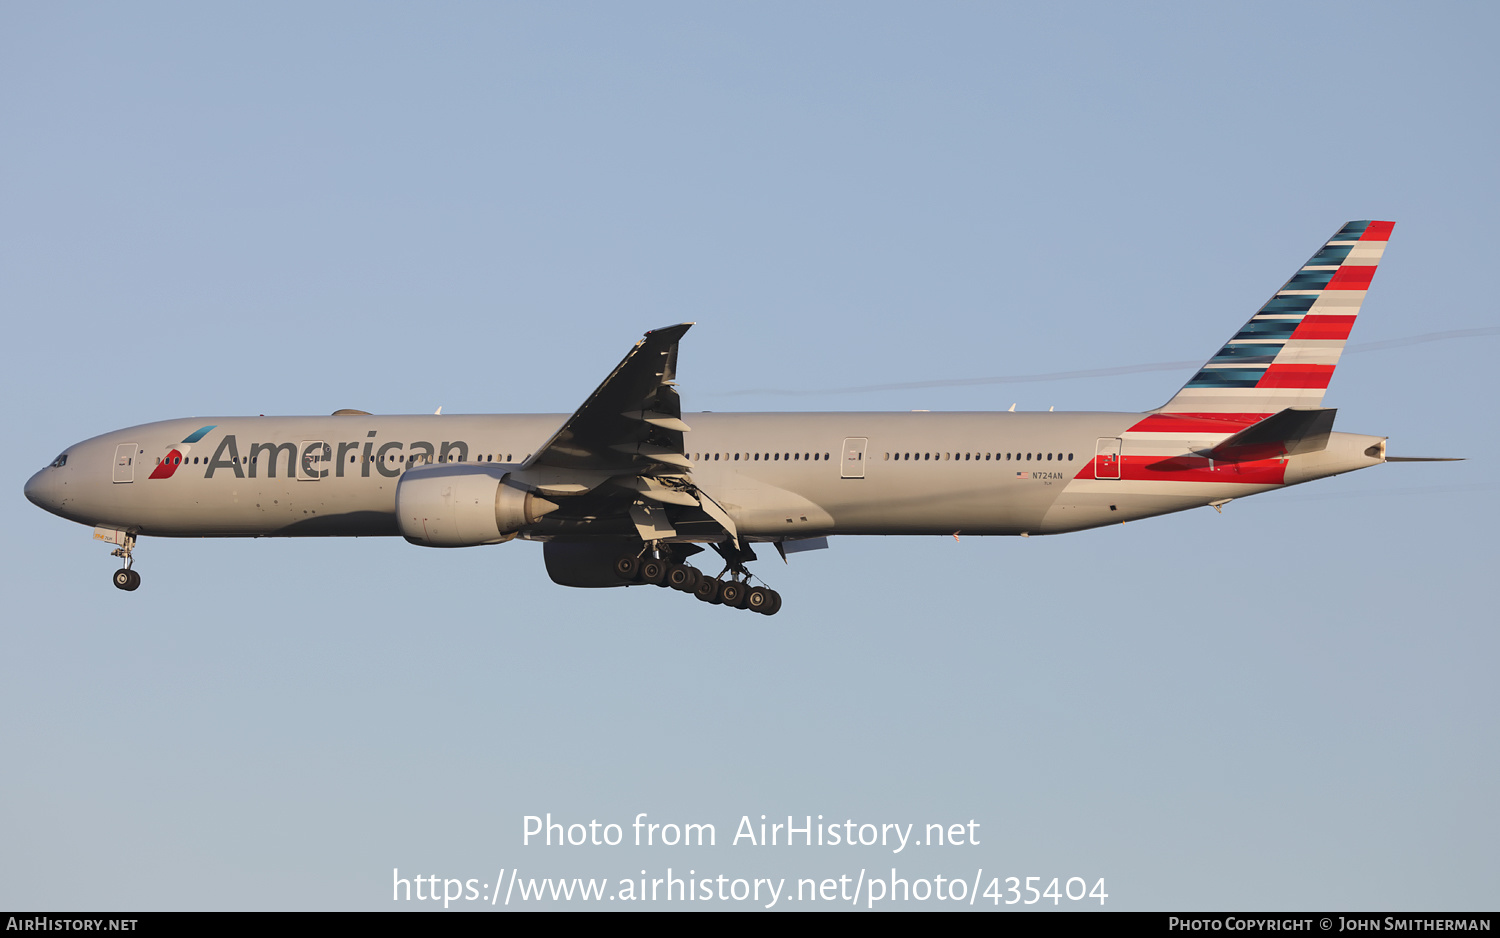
left=709, top=327, right=1500, bottom=397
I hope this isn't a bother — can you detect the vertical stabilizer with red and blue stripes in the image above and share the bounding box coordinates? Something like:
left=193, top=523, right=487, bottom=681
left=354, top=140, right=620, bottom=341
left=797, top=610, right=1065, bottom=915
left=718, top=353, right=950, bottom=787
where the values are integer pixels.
left=1159, top=220, right=1394, bottom=415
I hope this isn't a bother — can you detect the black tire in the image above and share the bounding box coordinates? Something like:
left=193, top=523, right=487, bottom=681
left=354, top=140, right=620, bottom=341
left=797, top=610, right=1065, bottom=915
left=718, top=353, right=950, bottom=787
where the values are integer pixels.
left=746, top=586, right=772, bottom=613
left=639, top=559, right=667, bottom=586
left=695, top=578, right=722, bottom=604
left=666, top=564, right=700, bottom=592
left=125, top=570, right=141, bottom=591
left=613, top=555, right=640, bottom=581
left=719, top=581, right=744, bottom=607
left=763, top=589, right=782, bottom=615
left=113, top=569, right=132, bottom=591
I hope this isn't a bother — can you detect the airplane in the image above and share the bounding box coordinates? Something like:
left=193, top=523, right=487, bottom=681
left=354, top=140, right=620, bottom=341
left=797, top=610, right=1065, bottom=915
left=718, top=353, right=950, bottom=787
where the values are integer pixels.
left=24, top=220, right=1457, bottom=614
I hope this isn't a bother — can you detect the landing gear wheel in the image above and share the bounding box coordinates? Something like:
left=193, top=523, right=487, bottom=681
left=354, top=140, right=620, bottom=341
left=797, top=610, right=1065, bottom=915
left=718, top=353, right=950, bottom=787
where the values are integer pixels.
left=746, top=586, right=775, bottom=614
left=638, top=558, right=667, bottom=586
left=761, top=589, right=782, bottom=615
left=695, top=578, right=723, bottom=604
left=113, top=569, right=140, bottom=591
left=613, top=555, right=641, bottom=581
left=718, top=581, right=745, bottom=608
left=666, top=564, right=700, bottom=592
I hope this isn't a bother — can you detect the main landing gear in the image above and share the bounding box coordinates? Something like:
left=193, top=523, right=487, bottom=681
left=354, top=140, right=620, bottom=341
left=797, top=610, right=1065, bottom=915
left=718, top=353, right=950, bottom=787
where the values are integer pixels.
left=111, top=533, right=141, bottom=591
left=614, top=542, right=782, bottom=616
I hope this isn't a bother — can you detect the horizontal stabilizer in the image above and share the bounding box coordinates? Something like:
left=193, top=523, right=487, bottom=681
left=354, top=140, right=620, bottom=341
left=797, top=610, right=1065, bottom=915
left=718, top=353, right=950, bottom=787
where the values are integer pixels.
left=1204, top=407, right=1337, bottom=462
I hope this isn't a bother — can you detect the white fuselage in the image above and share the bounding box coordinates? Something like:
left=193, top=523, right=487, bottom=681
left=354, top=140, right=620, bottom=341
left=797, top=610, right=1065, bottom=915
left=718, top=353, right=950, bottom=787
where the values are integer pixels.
left=23, top=411, right=1387, bottom=543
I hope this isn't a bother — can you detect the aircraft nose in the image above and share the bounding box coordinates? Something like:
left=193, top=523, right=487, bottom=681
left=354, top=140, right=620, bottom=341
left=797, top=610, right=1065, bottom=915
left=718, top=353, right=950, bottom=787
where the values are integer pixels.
left=24, top=468, right=58, bottom=512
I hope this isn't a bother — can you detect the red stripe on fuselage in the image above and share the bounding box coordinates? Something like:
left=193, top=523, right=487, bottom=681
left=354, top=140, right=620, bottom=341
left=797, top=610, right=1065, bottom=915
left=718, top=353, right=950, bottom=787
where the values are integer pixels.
left=1257, top=364, right=1335, bottom=389
left=1129, top=455, right=1286, bottom=484
left=1071, top=454, right=1286, bottom=484
left=1289, top=314, right=1357, bottom=341
left=1127, top=412, right=1271, bottom=433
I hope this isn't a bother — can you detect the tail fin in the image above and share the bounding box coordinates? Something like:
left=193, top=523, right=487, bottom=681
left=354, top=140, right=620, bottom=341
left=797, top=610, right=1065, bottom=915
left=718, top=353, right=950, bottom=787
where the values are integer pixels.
left=1159, top=220, right=1394, bottom=414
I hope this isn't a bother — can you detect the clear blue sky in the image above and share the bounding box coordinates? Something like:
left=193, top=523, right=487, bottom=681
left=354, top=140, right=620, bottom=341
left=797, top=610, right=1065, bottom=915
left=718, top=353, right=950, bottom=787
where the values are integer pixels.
left=2, top=2, right=1495, bottom=910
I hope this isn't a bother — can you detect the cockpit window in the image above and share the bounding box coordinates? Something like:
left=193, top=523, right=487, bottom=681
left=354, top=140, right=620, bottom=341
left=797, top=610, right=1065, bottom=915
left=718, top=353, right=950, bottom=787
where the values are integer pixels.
left=50, top=454, right=67, bottom=468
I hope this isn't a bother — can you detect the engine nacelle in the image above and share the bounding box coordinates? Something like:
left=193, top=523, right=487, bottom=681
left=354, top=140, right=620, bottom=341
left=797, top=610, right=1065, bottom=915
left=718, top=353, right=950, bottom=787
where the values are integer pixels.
left=543, top=539, right=636, bottom=588
left=396, top=465, right=559, bottom=547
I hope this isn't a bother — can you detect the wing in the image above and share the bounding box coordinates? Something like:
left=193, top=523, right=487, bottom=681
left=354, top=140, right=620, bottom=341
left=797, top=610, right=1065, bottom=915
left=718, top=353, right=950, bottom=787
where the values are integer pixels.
left=525, top=323, right=694, bottom=473
left=521, top=323, right=742, bottom=546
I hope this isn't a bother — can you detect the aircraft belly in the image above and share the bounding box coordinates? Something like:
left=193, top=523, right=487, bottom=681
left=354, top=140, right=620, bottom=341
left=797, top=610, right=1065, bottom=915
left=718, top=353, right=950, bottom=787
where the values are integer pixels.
left=1038, top=479, right=1280, bottom=533
left=711, top=470, right=836, bottom=537
left=133, top=478, right=401, bottom=537
left=722, top=470, right=1059, bottom=536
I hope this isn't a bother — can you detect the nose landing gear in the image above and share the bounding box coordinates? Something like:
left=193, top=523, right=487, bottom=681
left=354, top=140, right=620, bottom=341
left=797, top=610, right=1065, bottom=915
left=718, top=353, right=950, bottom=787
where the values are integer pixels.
left=110, top=533, right=141, bottom=591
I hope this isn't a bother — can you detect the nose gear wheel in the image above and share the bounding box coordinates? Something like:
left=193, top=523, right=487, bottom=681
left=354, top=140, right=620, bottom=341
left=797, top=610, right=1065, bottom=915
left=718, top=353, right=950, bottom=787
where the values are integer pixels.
left=110, top=533, right=141, bottom=591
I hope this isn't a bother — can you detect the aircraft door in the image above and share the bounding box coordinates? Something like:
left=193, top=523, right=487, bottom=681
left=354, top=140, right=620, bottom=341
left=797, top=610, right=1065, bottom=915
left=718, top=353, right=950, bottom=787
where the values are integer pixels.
left=113, top=443, right=138, bottom=483
left=300, top=440, right=329, bottom=480
left=1094, top=437, right=1122, bottom=480
left=840, top=437, right=868, bottom=479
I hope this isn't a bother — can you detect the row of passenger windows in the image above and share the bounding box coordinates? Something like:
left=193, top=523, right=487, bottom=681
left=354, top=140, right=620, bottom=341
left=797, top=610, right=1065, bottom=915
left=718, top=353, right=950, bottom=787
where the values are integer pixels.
left=158, top=449, right=1072, bottom=467
left=691, top=453, right=831, bottom=462
left=350, top=453, right=525, bottom=464
left=156, top=453, right=525, bottom=466
left=686, top=451, right=1074, bottom=464
left=886, top=452, right=1073, bottom=462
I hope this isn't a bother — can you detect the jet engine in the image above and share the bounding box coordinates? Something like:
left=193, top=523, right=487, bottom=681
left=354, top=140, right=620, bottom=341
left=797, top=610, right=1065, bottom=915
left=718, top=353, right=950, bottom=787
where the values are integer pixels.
left=543, top=539, right=637, bottom=588
left=395, top=464, right=559, bottom=547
